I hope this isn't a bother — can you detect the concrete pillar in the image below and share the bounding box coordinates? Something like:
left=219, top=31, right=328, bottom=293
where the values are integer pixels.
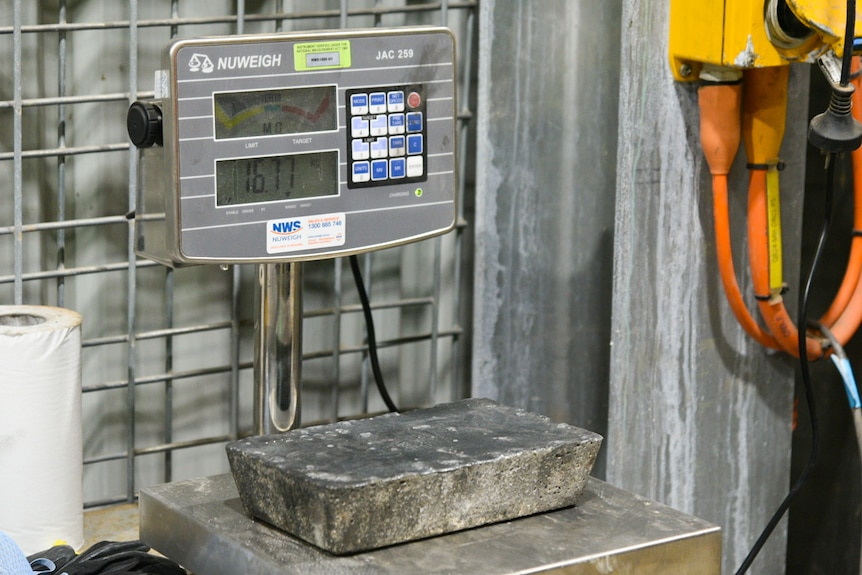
left=606, top=1, right=809, bottom=573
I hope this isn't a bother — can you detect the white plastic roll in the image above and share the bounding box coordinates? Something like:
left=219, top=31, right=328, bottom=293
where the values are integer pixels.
left=0, top=305, right=83, bottom=555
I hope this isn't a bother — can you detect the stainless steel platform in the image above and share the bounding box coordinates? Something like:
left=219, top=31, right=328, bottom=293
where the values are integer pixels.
left=139, top=474, right=721, bottom=574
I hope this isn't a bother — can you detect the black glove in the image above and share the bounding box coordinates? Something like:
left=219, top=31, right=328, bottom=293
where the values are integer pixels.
left=28, top=540, right=185, bottom=575
left=28, top=544, right=76, bottom=571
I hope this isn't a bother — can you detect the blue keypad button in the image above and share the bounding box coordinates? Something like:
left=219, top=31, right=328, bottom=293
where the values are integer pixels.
left=390, top=158, right=406, bottom=179
left=387, top=91, right=405, bottom=112
left=370, top=137, right=388, bottom=159
left=352, top=139, right=370, bottom=160
left=351, top=116, right=369, bottom=138
left=350, top=93, right=368, bottom=115
left=369, top=92, right=387, bottom=114
left=407, top=134, right=423, bottom=155
left=406, top=111, right=423, bottom=133
left=371, top=159, right=388, bottom=181
left=388, top=113, right=405, bottom=135
left=389, top=135, right=406, bottom=156
left=370, top=114, right=388, bottom=137
left=352, top=161, right=370, bottom=183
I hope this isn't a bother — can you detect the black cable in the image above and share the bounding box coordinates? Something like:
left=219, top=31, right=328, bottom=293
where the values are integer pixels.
left=734, top=156, right=835, bottom=575
left=842, top=0, right=857, bottom=86
left=349, top=254, right=399, bottom=413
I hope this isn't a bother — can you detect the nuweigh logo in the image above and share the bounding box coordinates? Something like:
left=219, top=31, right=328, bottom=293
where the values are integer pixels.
left=187, top=53, right=214, bottom=73
left=187, top=51, right=283, bottom=74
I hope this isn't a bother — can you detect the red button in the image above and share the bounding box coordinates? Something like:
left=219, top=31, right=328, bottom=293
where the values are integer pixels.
left=407, top=91, right=421, bottom=109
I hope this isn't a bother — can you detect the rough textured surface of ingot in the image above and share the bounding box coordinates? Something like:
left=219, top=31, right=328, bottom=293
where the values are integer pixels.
left=226, top=398, right=603, bottom=554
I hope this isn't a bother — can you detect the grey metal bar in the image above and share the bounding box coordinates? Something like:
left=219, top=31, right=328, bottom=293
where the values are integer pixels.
left=274, top=0, right=284, bottom=33
left=84, top=452, right=131, bottom=465
left=236, top=0, right=245, bottom=34
left=330, top=258, right=344, bottom=422
left=0, top=92, right=153, bottom=109
left=84, top=362, right=254, bottom=393
left=85, top=434, right=233, bottom=464
left=170, top=0, right=179, bottom=38
left=126, top=0, right=139, bottom=503
left=373, top=0, right=383, bottom=27
left=134, top=435, right=234, bottom=457
left=83, top=496, right=133, bottom=510
left=0, top=214, right=162, bottom=237
left=429, top=237, right=442, bottom=403
left=13, top=0, right=23, bottom=304
left=303, top=328, right=464, bottom=361
left=83, top=321, right=234, bottom=347
left=57, top=0, right=68, bottom=307
left=164, top=0, right=180, bottom=480
left=0, top=3, right=479, bottom=35
left=0, top=259, right=160, bottom=284
left=230, top=265, right=241, bottom=441
left=0, top=142, right=130, bottom=161
left=452, top=5, right=475, bottom=400
left=304, top=296, right=436, bottom=319
left=164, top=268, right=174, bottom=483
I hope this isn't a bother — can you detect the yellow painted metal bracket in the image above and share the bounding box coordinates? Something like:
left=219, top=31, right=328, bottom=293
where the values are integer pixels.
left=669, top=0, right=862, bottom=82
left=788, top=0, right=854, bottom=56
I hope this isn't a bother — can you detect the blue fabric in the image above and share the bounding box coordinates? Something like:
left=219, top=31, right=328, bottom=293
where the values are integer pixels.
left=0, top=531, right=33, bottom=575
left=831, top=355, right=862, bottom=409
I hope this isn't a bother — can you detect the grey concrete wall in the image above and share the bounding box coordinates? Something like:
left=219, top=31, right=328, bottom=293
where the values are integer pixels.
left=472, top=0, right=622, bottom=477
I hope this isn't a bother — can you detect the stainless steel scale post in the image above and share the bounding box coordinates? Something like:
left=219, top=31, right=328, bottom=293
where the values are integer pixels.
left=254, top=262, right=302, bottom=434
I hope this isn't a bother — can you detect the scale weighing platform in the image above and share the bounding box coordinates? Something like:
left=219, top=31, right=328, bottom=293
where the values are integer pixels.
left=140, top=474, right=720, bottom=574
left=128, top=26, right=720, bottom=574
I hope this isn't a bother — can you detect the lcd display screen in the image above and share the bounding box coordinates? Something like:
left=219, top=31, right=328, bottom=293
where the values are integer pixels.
left=216, top=151, right=338, bottom=206
left=213, top=86, right=337, bottom=139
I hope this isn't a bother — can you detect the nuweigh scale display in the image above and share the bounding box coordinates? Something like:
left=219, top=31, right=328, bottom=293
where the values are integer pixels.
left=129, top=26, right=456, bottom=266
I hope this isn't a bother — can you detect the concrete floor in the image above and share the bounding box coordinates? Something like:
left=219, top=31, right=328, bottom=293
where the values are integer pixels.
left=83, top=503, right=140, bottom=547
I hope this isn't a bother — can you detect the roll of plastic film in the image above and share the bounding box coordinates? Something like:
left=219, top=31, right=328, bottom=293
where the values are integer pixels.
left=0, top=306, right=84, bottom=555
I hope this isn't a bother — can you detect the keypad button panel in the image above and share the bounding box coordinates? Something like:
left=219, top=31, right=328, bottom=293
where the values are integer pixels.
left=347, top=85, right=427, bottom=188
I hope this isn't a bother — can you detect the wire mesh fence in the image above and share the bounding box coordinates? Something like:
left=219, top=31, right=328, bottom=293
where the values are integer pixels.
left=0, top=0, right=476, bottom=507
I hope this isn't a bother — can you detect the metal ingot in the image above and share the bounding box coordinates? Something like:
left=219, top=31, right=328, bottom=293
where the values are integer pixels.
left=226, top=398, right=603, bottom=554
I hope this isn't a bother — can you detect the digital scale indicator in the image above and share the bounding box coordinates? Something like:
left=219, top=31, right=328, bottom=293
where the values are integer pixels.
left=130, top=27, right=456, bottom=265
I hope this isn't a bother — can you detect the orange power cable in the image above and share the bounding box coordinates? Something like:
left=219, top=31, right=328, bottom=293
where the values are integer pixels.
left=700, top=80, right=781, bottom=348
left=701, top=63, right=862, bottom=359
left=747, top=167, right=823, bottom=358
left=743, top=66, right=824, bottom=359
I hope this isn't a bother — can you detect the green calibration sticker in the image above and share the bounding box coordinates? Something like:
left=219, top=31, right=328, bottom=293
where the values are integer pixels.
left=294, top=40, right=352, bottom=71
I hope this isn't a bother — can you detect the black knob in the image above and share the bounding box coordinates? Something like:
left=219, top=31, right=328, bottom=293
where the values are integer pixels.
left=127, top=101, right=163, bottom=148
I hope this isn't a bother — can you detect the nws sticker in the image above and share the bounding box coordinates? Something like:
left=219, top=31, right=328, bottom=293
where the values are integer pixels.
left=266, top=213, right=346, bottom=254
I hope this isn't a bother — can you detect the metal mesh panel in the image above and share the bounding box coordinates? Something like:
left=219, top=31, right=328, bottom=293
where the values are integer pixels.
left=0, top=0, right=476, bottom=507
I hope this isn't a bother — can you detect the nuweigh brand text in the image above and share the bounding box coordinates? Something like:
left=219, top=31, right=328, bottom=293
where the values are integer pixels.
left=218, top=53, right=282, bottom=71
